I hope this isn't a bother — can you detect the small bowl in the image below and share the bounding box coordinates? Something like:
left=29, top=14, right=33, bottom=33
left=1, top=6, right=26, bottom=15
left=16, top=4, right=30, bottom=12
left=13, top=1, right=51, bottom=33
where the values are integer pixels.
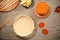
left=34, top=2, right=50, bottom=18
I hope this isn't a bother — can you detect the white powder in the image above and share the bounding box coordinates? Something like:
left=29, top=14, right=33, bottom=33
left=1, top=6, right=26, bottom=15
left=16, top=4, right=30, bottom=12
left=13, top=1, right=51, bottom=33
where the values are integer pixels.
left=13, top=15, right=34, bottom=37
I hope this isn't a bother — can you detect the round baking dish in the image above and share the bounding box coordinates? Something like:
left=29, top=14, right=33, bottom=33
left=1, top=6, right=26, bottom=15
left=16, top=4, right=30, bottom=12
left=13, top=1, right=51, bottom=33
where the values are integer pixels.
left=13, top=15, right=37, bottom=39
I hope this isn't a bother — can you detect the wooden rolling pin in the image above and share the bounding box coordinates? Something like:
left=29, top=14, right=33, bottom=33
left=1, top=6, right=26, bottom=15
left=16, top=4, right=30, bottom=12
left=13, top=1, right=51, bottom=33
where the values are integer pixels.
left=0, top=18, right=10, bottom=30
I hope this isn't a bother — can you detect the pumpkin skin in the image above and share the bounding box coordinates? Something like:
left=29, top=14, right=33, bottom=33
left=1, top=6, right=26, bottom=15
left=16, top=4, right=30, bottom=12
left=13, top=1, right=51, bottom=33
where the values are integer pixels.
left=35, top=2, right=50, bottom=18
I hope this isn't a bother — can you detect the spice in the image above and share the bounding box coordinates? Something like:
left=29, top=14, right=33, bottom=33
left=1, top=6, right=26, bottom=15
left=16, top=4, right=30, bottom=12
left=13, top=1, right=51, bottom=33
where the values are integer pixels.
left=35, top=2, right=50, bottom=18
left=55, top=6, right=60, bottom=13
left=42, top=29, right=48, bottom=35
left=38, top=22, right=45, bottom=28
left=38, top=22, right=49, bottom=35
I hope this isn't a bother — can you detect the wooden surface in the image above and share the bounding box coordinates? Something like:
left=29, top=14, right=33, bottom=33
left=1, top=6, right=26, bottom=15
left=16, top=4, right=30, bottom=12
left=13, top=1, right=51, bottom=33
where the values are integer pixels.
left=0, top=0, right=60, bottom=40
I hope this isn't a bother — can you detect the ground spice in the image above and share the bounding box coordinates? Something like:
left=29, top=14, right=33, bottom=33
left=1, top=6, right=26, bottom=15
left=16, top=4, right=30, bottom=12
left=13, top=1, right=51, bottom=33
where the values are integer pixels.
left=55, top=6, right=60, bottom=13
left=42, top=29, right=48, bottom=35
left=38, top=22, right=45, bottom=28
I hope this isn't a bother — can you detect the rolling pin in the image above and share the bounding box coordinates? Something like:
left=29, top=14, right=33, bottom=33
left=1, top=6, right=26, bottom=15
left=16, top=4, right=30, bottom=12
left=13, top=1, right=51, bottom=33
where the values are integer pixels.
left=0, top=18, right=10, bottom=30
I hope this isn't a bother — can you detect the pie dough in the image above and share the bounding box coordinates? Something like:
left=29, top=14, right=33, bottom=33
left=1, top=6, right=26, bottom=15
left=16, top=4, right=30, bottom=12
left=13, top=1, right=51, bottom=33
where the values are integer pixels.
left=13, top=15, right=35, bottom=37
